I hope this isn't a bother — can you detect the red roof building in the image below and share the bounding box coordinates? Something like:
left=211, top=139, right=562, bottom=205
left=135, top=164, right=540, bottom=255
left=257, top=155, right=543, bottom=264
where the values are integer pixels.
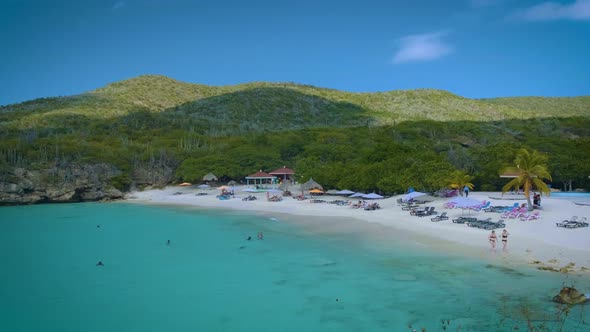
left=269, top=166, right=295, bottom=180
left=245, top=170, right=277, bottom=188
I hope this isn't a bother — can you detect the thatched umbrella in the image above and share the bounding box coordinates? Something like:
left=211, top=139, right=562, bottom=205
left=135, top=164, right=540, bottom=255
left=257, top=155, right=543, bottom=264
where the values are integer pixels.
left=203, top=172, right=218, bottom=182
left=301, top=178, right=323, bottom=191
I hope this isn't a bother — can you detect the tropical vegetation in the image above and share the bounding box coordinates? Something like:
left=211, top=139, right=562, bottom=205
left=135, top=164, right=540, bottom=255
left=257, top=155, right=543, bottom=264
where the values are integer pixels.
left=501, top=148, right=553, bottom=210
left=1, top=75, right=589, bottom=194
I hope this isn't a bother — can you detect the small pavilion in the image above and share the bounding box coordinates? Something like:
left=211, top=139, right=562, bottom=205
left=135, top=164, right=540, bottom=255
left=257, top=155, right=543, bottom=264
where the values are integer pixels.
left=245, top=170, right=277, bottom=189
left=269, top=166, right=295, bottom=183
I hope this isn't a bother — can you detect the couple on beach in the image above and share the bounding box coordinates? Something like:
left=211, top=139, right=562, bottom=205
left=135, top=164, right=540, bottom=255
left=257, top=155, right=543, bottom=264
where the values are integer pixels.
left=489, top=229, right=509, bottom=251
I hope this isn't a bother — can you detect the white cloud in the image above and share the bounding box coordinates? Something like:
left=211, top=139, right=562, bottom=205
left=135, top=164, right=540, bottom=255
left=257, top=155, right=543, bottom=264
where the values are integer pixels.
left=392, top=31, right=453, bottom=64
left=516, top=0, right=590, bottom=21
left=112, top=1, right=126, bottom=10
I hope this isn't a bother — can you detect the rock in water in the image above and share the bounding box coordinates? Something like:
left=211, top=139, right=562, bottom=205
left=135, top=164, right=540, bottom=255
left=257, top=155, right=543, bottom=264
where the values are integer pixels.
left=552, top=287, right=588, bottom=305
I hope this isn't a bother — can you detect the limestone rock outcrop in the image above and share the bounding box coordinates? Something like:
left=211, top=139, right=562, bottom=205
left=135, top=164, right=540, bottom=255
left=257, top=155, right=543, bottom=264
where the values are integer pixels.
left=0, top=163, right=124, bottom=205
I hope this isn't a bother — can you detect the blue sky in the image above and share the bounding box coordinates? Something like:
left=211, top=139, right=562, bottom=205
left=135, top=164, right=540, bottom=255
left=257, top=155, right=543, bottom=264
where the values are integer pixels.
left=1, top=0, right=589, bottom=105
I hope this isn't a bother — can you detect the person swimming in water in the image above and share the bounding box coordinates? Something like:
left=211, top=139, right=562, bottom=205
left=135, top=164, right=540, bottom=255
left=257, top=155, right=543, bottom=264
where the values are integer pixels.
left=166, top=240, right=171, bottom=245
left=247, top=236, right=252, bottom=241
left=96, top=261, right=104, bottom=266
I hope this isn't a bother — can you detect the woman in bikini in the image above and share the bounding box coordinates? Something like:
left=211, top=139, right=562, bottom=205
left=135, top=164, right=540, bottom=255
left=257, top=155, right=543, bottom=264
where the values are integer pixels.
left=488, top=230, right=497, bottom=251
left=501, top=229, right=510, bottom=251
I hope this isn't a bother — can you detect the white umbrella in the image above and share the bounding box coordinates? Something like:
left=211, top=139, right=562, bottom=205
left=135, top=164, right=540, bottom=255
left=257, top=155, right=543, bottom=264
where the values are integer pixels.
left=449, top=197, right=482, bottom=208
left=336, top=189, right=355, bottom=195
left=267, top=189, right=282, bottom=194
left=242, top=188, right=259, bottom=192
left=403, top=191, right=427, bottom=200
left=363, top=193, right=384, bottom=199
left=349, top=192, right=365, bottom=198
left=197, top=184, right=211, bottom=189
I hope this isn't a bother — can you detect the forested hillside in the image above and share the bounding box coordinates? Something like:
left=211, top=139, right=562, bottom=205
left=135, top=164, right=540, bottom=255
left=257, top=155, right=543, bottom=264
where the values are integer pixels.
left=1, top=75, right=589, bottom=204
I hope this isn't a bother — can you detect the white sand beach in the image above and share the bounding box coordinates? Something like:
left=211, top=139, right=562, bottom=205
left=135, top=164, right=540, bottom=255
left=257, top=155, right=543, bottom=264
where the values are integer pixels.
left=127, top=187, right=590, bottom=274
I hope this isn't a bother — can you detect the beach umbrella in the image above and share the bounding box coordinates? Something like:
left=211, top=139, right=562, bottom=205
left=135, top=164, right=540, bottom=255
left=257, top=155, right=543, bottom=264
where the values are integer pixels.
left=449, top=197, right=482, bottom=208
left=325, top=189, right=340, bottom=195
left=449, top=197, right=483, bottom=215
left=301, top=178, right=323, bottom=191
left=403, top=191, right=427, bottom=200
left=242, top=188, right=259, bottom=192
left=309, top=189, right=324, bottom=194
left=362, top=193, right=384, bottom=199
left=197, top=184, right=211, bottom=189
left=336, top=189, right=355, bottom=195
left=349, top=192, right=365, bottom=198
left=267, top=189, right=283, bottom=195
left=179, top=182, right=192, bottom=187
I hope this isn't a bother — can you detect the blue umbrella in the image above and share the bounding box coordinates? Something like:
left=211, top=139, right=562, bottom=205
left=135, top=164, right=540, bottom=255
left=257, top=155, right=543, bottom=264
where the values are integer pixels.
left=449, top=197, right=482, bottom=208
left=363, top=193, right=384, bottom=199
left=336, top=189, right=355, bottom=195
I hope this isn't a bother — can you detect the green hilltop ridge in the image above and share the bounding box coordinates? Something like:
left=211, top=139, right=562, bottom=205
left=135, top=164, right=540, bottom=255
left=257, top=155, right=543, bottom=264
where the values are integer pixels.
left=2, top=74, right=590, bottom=135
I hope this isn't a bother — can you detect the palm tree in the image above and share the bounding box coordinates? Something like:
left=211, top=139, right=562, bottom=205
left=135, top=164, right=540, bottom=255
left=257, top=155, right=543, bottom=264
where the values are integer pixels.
left=501, top=148, right=552, bottom=210
left=447, top=170, right=474, bottom=197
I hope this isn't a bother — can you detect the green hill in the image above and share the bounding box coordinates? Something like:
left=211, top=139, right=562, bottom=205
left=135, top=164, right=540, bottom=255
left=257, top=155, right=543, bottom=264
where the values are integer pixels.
left=1, top=75, right=590, bottom=204
left=2, top=75, right=589, bottom=136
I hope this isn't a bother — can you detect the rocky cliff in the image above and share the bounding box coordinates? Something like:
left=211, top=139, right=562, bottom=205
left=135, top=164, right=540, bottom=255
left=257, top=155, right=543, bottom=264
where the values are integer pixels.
left=0, top=163, right=124, bottom=205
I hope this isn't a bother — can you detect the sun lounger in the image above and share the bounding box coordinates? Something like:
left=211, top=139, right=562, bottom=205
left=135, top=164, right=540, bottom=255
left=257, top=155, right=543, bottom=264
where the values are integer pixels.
left=482, top=219, right=506, bottom=230
left=467, top=218, right=492, bottom=228
left=416, top=207, right=436, bottom=217
left=452, top=217, right=476, bottom=224
left=557, top=217, right=588, bottom=228
left=520, top=211, right=540, bottom=221
left=431, top=212, right=448, bottom=222
left=410, top=207, right=427, bottom=216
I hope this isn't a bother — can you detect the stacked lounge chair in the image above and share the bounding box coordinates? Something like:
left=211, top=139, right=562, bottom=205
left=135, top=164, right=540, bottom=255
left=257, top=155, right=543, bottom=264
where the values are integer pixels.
left=556, top=216, right=589, bottom=229
left=467, top=218, right=506, bottom=230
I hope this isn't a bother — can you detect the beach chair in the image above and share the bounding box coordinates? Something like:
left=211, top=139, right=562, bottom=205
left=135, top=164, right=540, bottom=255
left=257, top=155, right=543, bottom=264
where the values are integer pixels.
left=482, top=219, right=506, bottom=230
left=443, top=202, right=456, bottom=209
left=473, top=201, right=491, bottom=211
left=467, top=218, right=492, bottom=228
left=452, top=217, right=476, bottom=224
left=431, top=212, right=448, bottom=222
left=557, top=217, right=588, bottom=228
left=520, top=211, right=540, bottom=221
left=416, top=207, right=436, bottom=217
left=410, top=207, right=427, bottom=216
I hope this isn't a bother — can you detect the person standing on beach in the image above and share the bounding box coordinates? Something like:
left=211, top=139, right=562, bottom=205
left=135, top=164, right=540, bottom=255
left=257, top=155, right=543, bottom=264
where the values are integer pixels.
left=463, top=185, right=470, bottom=197
left=501, top=229, right=510, bottom=251
left=488, top=230, right=497, bottom=251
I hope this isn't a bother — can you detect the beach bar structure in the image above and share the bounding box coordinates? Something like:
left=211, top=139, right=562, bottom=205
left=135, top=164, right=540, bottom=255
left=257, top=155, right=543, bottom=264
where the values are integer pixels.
left=499, top=171, right=520, bottom=178
left=269, top=166, right=295, bottom=182
left=245, top=170, right=277, bottom=188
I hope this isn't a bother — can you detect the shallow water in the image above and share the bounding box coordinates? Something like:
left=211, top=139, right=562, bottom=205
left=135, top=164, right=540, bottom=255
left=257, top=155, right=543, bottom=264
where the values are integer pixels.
left=0, top=203, right=588, bottom=332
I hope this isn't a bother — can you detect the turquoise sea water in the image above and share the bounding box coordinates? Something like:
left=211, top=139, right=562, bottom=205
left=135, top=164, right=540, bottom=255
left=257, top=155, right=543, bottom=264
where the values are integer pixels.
left=1, top=203, right=588, bottom=332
